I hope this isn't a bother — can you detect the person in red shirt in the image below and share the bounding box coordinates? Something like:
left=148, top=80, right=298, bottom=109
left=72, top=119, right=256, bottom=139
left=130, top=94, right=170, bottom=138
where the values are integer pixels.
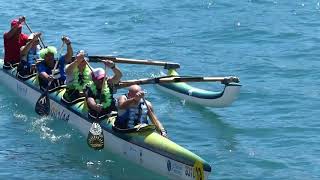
left=3, top=16, right=29, bottom=69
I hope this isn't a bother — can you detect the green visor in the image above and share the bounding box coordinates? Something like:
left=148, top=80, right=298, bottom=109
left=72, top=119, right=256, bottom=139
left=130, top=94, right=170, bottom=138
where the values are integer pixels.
left=39, top=46, right=57, bottom=59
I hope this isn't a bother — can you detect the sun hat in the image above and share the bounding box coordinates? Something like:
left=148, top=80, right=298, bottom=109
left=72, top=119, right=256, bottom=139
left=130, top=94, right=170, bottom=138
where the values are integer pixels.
left=76, top=50, right=89, bottom=61
left=91, top=68, right=106, bottom=80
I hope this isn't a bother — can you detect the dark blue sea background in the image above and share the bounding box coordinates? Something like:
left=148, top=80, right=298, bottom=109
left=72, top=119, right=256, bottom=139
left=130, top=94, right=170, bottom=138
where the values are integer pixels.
left=0, top=0, right=319, bottom=179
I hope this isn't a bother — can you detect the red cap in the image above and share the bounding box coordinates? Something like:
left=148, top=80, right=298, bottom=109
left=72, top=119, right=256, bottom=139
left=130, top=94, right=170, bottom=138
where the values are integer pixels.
left=11, top=19, right=22, bottom=28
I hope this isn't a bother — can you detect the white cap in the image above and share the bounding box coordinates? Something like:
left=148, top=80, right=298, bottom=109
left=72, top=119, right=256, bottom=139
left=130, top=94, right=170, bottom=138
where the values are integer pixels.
left=28, top=33, right=35, bottom=40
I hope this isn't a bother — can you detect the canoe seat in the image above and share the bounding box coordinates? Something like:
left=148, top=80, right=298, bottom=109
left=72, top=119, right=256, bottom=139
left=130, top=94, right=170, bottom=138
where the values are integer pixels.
left=16, top=72, right=37, bottom=81
left=48, top=84, right=66, bottom=93
left=61, top=95, right=85, bottom=106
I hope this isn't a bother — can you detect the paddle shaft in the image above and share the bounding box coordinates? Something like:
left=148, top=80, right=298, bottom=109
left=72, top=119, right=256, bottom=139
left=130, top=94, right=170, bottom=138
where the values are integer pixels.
left=142, top=98, right=164, bottom=134
left=24, top=21, right=46, bottom=48
left=87, top=56, right=180, bottom=69
left=117, top=76, right=240, bottom=88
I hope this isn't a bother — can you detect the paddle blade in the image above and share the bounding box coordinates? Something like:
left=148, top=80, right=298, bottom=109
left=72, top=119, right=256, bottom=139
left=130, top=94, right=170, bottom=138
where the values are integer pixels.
left=87, top=122, right=104, bottom=150
left=35, top=93, right=50, bottom=116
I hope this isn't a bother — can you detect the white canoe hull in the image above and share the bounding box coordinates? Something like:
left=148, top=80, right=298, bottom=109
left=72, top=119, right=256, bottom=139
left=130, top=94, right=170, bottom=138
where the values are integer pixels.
left=157, top=83, right=241, bottom=107
left=0, top=67, right=211, bottom=180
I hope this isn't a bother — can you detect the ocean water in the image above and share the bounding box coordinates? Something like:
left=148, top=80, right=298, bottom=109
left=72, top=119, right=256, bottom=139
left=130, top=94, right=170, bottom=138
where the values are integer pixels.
left=1, top=0, right=320, bottom=179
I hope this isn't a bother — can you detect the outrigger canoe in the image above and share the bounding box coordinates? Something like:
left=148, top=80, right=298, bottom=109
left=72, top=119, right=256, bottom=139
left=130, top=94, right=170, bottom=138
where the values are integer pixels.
left=0, top=59, right=211, bottom=180
left=87, top=55, right=241, bottom=108
left=156, top=69, right=241, bottom=107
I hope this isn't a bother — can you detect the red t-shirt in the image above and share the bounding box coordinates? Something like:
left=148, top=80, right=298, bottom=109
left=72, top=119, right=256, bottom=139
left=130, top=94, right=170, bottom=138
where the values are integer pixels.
left=3, top=32, right=28, bottom=64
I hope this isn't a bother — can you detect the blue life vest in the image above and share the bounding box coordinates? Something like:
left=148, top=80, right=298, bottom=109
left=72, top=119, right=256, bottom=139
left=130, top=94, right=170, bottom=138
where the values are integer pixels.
left=117, top=98, right=148, bottom=129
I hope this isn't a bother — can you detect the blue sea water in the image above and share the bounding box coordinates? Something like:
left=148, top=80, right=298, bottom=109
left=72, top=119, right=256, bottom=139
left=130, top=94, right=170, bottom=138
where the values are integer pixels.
left=1, top=0, right=320, bottom=179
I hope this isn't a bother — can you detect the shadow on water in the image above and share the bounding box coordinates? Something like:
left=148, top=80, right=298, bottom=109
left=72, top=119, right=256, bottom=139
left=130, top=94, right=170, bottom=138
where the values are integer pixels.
left=182, top=100, right=241, bottom=152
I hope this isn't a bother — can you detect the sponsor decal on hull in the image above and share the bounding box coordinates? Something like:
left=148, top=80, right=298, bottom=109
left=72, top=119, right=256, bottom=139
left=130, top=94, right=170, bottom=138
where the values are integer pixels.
left=16, top=83, right=27, bottom=96
left=167, top=160, right=183, bottom=176
left=50, top=103, right=70, bottom=121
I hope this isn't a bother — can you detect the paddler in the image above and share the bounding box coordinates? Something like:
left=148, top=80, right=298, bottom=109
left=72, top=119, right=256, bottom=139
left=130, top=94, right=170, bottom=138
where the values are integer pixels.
left=62, top=50, right=92, bottom=104
left=37, top=36, right=73, bottom=91
left=17, top=32, right=42, bottom=78
left=3, top=16, right=29, bottom=69
left=115, top=84, right=167, bottom=137
left=86, top=60, right=122, bottom=120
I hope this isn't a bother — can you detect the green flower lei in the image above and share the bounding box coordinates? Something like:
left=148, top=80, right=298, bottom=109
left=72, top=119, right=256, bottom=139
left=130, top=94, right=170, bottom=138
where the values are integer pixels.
left=88, top=82, right=112, bottom=109
left=70, top=65, right=91, bottom=91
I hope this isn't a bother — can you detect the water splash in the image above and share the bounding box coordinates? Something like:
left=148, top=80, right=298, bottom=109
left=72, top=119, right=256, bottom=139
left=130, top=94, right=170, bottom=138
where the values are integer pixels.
left=29, top=116, right=71, bottom=143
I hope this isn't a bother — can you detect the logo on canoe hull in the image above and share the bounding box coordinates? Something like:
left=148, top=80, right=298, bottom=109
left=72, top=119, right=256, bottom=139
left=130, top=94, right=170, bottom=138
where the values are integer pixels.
left=50, top=104, right=70, bottom=121
left=167, top=160, right=183, bottom=176
left=167, top=160, right=172, bottom=171
left=16, top=83, right=27, bottom=96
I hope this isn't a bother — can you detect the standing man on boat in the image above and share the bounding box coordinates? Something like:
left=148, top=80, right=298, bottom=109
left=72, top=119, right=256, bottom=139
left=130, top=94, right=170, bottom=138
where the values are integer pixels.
left=17, top=32, right=42, bottom=78
left=86, top=61, right=122, bottom=120
left=37, top=36, right=73, bottom=91
left=3, top=16, right=29, bottom=69
left=62, top=50, right=92, bottom=104
left=115, top=84, right=167, bottom=137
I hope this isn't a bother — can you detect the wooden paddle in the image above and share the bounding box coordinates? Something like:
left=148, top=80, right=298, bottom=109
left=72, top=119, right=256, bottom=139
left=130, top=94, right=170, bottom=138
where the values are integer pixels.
left=142, top=97, right=167, bottom=137
left=24, top=20, right=46, bottom=49
left=87, top=66, right=108, bottom=150
left=84, top=55, right=180, bottom=69
left=117, top=75, right=240, bottom=88
left=34, top=42, right=65, bottom=116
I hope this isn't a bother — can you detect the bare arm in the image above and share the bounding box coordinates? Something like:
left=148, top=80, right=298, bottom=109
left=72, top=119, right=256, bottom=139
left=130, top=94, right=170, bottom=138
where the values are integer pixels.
left=109, top=65, right=122, bottom=84
left=65, top=59, right=79, bottom=75
left=87, top=97, right=102, bottom=112
left=117, top=95, right=137, bottom=109
left=39, top=71, right=54, bottom=82
left=20, top=32, right=41, bottom=56
left=62, top=36, right=73, bottom=63
left=101, top=60, right=122, bottom=84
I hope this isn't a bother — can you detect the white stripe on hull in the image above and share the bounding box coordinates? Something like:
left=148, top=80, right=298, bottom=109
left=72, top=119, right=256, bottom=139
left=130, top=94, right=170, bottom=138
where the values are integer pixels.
left=0, top=69, right=210, bottom=180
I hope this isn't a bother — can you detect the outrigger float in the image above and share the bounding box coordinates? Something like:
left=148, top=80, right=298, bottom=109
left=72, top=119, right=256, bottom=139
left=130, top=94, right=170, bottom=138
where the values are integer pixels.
left=89, top=55, right=241, bottom=107
left=0, top=59, right=211, bottom=180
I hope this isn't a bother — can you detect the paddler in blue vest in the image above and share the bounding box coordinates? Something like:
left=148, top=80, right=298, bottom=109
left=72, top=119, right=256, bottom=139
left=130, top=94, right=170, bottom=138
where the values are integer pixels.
left=62, top=50, right=92, bottom=104
left=37, top=36, right=73, bottom=91
left=17, top=32, right=41, bottom=78
left=115, top=84, right=167, bottom=137
left=86, top=60, right=122, bottom=120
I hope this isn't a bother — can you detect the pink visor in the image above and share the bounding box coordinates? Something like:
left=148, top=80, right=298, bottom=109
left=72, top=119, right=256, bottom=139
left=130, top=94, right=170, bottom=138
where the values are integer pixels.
left=91, top=68, right=106, bottom=80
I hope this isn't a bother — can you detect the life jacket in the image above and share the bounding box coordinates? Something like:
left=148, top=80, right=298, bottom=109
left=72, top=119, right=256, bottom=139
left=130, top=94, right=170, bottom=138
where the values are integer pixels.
left=17, top=47, right=40, bottom=78
left=116, top=96, right=148, bottom=129
left=67, top=65, right=91, bottom=91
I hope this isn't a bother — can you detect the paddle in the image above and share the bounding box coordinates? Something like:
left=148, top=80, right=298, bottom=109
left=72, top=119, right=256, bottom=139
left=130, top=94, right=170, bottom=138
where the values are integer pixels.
left=34, top=42, right=65, bottom=116
left=84, top=55, right=180, bottom=69
left=34, top=60, right=59, bottom=116
left=24, top=20, right=46, bottom=49
left=142, top=97, right=167, bottom=137
left=87, top=66, right=108, bottom=150
left=117, top=75, right=240, bottom=89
